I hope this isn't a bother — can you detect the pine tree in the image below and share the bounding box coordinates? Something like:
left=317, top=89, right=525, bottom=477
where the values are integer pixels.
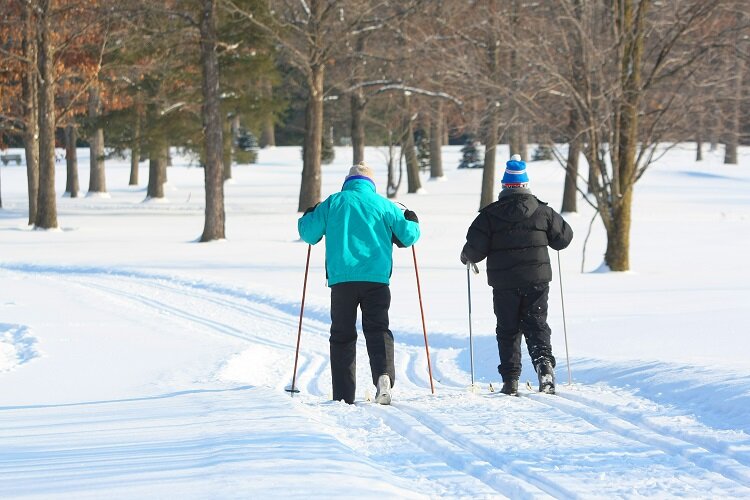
left=531, top=144, right=554, bottom=161
left=458, top=139, right=483, bottom=169
left=235, top=129, right=259, bottom=164
left=415, top=129, right=430, bottom=171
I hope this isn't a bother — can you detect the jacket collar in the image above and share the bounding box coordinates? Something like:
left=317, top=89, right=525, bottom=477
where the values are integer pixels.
left=499, top=187, right=532, bottom=199
left=342, top=176, right=376, bottom=192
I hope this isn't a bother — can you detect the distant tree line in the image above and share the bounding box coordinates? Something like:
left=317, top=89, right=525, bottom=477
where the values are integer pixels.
left=0, top=0, right=747, bottom=270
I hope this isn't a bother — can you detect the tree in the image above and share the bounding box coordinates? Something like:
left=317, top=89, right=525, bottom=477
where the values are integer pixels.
left=200, top=0, right=225, bottom=241
left=35, top=0, right=58, bottom=229
left=525, top=0, right=723, bottom=270
left=224, top=0, right=428, bottom=211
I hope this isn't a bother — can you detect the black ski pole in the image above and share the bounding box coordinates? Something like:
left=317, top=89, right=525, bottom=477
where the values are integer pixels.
left=466, top=260, right=479, bottom=392
left=411, top=245, right=435, bottom=394
left=557, top=251, right=572, bottom=386
left=287, top=244, right=311, bottom=396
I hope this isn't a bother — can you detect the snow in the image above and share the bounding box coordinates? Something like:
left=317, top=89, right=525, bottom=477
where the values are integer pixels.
left=1, top=143, right=749, bottom=498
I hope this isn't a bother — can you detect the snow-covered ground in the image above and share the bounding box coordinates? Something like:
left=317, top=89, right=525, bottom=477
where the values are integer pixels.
left=1, top=143, right=749, bottom=498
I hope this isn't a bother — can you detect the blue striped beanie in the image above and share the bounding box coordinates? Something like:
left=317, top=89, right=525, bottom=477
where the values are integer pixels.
left=501, top=154, right=529, bottom=188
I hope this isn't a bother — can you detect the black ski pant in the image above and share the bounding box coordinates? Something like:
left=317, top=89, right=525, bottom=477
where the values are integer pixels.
left=330, top=281, right=395, bottom=404
left=492, top=283, right=555, bottom=382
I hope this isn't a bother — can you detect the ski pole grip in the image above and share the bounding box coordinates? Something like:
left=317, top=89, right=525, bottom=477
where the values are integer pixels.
left=467, top=261, right=479, bottom=275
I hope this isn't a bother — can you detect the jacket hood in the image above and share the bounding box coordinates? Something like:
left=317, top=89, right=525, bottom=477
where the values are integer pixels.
left=483, top=192, right=540, bottom=223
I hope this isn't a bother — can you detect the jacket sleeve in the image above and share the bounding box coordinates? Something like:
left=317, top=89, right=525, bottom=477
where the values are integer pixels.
left=547, top=209, right=573, bottom=251
left=462, top=212, right=491, bottom=263
left=391, top=205, right=420, bottom=248
left=297, top=199, right=328, bottom=245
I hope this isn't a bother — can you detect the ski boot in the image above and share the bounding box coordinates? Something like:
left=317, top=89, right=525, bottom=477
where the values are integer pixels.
left=536, top=361, right=556, bottom=394
left=500, top=379, right=519, bottom=396
left=375, top=374, right=392, bottom=405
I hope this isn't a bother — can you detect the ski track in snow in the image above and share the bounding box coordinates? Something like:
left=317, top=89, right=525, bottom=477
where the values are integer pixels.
left=3, top=262, right=750, bottom=497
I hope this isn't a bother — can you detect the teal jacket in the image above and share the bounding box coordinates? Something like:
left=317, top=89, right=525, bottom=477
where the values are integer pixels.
left=298, top=178, right=421, bottom=286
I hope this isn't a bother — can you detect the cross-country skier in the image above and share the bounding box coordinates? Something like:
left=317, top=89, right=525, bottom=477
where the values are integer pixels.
left=460, top=154, right=573, bottom=395
left=298, top=162, right=420, bottom=405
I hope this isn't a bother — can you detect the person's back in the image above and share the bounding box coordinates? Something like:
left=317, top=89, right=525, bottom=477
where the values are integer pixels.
left=468, top=188, right=572, bottom=290
left=461, top=155, right=572, bottom=396
left=298, top=162, right=420, bottom=405
left=300, top=178, right=416, bottom=285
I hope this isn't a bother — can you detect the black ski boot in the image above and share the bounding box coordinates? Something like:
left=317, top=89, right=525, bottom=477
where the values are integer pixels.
left=536, top=361, right=555, bottom=394
left=500, top=379, right=518, bottom=396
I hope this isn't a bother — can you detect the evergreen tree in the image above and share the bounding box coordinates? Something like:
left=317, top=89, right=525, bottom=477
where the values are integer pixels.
left=458, top=139, right=483, bottom=169
left=415, top=129, right=430, bottom=171
left=531, top=144, right=554, bottom=161
left=235, top=129, right=259, bottom=164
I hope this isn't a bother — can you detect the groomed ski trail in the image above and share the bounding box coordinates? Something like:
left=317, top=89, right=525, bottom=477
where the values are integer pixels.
left=3, top=263, right=750, bottom=498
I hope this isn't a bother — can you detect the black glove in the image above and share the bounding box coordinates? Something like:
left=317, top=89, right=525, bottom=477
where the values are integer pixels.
left=303, top=203, right=319, bottom=215
left=404, top=209, right=419, bottom=223
left=460, top=251, right=469, bottom=265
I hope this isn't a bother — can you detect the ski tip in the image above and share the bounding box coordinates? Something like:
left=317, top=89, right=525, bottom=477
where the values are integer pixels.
left=467, top=384, right=482, bottom=394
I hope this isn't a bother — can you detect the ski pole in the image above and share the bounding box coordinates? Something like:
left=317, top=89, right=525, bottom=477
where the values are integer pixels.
left=411, top=245, right=435, bottom=394
left=466, top=260, right=479, bottom=390
left=557, top=251, right=572, bottom=386
left=287, top=244, right=311, bottom=396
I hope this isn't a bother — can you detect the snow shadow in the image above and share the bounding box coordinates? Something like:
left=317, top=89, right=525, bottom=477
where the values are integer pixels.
left=0, top=324, right=38, bottom=372
left=572, top=357, right=750, bottom=434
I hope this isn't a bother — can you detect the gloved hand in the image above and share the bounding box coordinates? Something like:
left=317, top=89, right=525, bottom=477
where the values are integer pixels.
left=392, top=235, right=406, bottom=248
left=303, top=203, right=319, bottom=215
left=404, top=209, right=419, bottom=223
left=460, top=251, right=469, bottom=265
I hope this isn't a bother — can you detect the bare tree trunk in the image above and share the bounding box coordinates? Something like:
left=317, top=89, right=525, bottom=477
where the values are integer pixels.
left=695, top=113, right=703, bottom=161
left=260, top=120, right=275, bottom=148
left=259, top=79, right=275, bottom=148
left=509, top=123, right=528, bottom=162
left=604, top=195, right=632, bottom=271
left=351, top=92, right=366, bottom=166
left=480, top=104, right=499, bottom=209
left=223, top=117, right=232, bottom=180
left=605, top=0, right=648, bottom=272
left=199, top=0, right=225, bottom=241
left=480, top=23, right=501, bottom=210
left=299, top=64, right=324, bottom=212
left=403, top=95, right=421, bottom=194
left=87, top=83, right=107, bottom=194
left=35, top=0, right=57, bottom=229
left=562, top=131, right=579, bottom=213
left=709, top=102, right=719, bottom=151
left=724, top=51, right=744, bottom=165
left=22, top=1, right=39, bottom=225
left=147, top=143, right=167, bottom=199
left=588, top=160, right=598, bottom=194
left=519, top=123, right=528, bottom=161
left=65, top=125, right=80, bottom=197
left=129, top=107, right=141, bottom=185
left=429, top=100, right=444, bottom=179
left=350, top=35, right=366, bottom=166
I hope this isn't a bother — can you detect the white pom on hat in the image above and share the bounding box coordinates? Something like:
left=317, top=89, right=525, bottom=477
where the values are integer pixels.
left=346, top=161, right=375, bottom=180
left=510, top=154, right=522, bottom=161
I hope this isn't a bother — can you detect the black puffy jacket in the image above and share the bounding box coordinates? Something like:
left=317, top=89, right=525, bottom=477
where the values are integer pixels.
left=461, top=189, right=573, bottom=289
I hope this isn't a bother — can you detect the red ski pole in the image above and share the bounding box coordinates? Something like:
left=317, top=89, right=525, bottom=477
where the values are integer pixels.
left=411, top=245, right=435, bottom=394
left=287, top=244, right=311, bottom=396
